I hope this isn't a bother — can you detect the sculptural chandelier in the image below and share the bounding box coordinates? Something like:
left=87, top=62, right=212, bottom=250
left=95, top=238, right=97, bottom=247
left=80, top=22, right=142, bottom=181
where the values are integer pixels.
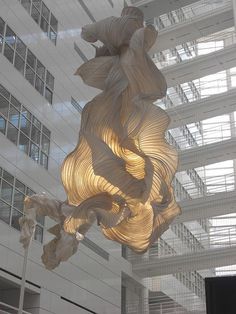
left=20, top=6, right=180, bottom=270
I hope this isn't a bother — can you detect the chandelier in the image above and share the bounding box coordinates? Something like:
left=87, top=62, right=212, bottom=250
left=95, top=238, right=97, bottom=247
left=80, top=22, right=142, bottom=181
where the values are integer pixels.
left=20, top=6, right=180, bottom=270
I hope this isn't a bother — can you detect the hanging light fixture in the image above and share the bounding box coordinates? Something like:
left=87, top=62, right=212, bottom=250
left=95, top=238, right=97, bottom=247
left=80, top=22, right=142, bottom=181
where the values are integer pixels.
left=20, top=6, right=181, bottom=270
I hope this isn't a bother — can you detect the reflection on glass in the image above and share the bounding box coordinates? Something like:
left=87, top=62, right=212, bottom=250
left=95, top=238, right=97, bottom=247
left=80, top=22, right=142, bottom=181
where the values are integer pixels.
left=30, top=142, right=39, bottom=161
left=16, top=37, right=26, bottom=59
left=40, top=152, right=48, bottom=168
left=14, top=53, right=25, bottom=74
left=40, top=17, right=48, bottom=33
left=41, top=3, right=50, bottom=21
left=1, top=180, right=13, bottom=204
left=7, top=123, right=18, bottom=145
left=9, top=104, right=20, bottom=127
left=15, top=179, right=26, bottom=193
left=25, top=65, right=35, bottom=86
left=27, top=50, right=36, bottom=70
left=31, top=5, right=40, bottom=24
left=20, top=114, right=31, bottom=136
left=4, top=43, right=14, bottom=63
left=5, top=26, right=16, bottom=48
left=11, top=208, right=23, bottom=231
left=34, top=224, right=43, bottom=242
left=0, top=94, right=9, bottom=117
left=10, top=96, right=21, bottom=110
left=0, top=17, right=5, bottom=36
left=3, top=170, right=14, bottom=185
left=19, top=131, right=29, bottom=154
left=36, top=60, right=45, bottom=79
left=13, top=189, right=25, bottom=211
left=41, top=134, right=50, bottom=154
left=45, top=87, right=52, bottom=104
left=0, top=116, right=6, bottom=134
left=31, top=124, right=40, bottom=144
left=0, top=199, right=11, bottom=224
left=21, top=0, right=31, bottom=13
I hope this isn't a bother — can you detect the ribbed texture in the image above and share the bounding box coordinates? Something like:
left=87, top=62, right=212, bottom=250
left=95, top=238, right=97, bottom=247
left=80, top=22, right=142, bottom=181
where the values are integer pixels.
left=61, top=7, right=181, bottom=253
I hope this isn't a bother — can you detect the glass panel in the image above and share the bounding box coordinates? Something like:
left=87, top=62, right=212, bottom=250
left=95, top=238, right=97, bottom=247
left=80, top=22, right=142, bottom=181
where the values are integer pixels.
left=31, top=124, right=40, bottom=145
left=10, top=96, right=21, bottom=110
left=7, top=123, right=18, bottom=145
left=34, top=224, right=43, bottom=242
left=20, top=114, right=31, bottom=136
left=26, top=49, right=36, bottom=70
left=1, top=180, right=13, bottom=204
left=41, top=134, right=50, bottom=154
left=15, top=179, right=26, bottom=193
left=46, top=71, right=54, bottom=90
left=35, top=76, right=44, bottom=95
left=40, top=17, right=49, bottom=33
left=49, top=28, right=57, bottom=45
left=45, top=87, right=52, bottom=104
left=5, top=26, right=16, bottom=48
left=25, top=65, right=35, bottom=86
left=0, top=17, right=5, bottom=36
left=13, top=189, right=25, bottom=211
left=0, top=115, right=6, bottom=134
left=31, top=5, right=40, bottom=24
left=36, top=60, right=45, bottom=79
left=0, top=94, right=9, bottom=117
left=40, top=152, right=48, bottom=169
left=3, top=170, right=14, bottom=185
left=0, top=85, right=10, bottom=100
left=21, top=0, right=31, bottom=13
left=11, top=208, right=23, bottom=230
left=0, top=199, right=11, bottom=224
left=0, top=35, right=3, bottom=53
left=30, top=142, right=39, bottom=162
left=16, top=37, right=26, bottom=59
left=4, top=43, right=14, bottom=63
left=14, top=53, right=25, bottom=74
left=41, top=3, right=50, bottom=21
left=19, top=132, right=30, bottom=154
left=36, top=213, right=45, bottom=225
left=50, top=14, right=58, bottom=32
left=32, top=0, right=42, bottom=11
left=32, top=116, right=41, bottom=129
left=26, top=187, right=35, bottom=196
left=9, top=104, right=20, bottom=128
left=22, top=106, right=31, bottom=121
left=42, top=125, right=50, bottom=137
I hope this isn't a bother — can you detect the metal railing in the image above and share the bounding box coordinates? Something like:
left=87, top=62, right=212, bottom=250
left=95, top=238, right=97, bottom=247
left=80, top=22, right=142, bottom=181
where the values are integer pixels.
left=168, top=120, right=236, bottom=151
left=126, top=224, right=236, bottom=262
left=153, top=28, right=236, bottom=69
left=154, top=0, right=231, bottom=31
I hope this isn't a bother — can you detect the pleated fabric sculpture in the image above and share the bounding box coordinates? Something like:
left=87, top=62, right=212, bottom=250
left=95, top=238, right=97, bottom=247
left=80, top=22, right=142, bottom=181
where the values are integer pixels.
left=20, top=6, right=181, bottom=270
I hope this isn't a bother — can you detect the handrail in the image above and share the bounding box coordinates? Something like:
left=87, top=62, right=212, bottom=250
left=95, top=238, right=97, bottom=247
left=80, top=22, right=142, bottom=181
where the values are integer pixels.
left=0, top=302, right=31, bottom=314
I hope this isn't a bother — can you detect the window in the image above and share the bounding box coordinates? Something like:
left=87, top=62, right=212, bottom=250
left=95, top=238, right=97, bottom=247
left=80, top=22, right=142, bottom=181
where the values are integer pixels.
left=0, top=17, right=54, bottom=103
left=71, top=97, right=83, bottom=113
left=0, top=167, right=44, bottom=242
left=0, top=83, right=51, bottom=169
left=19, top=0, right=58, bottom=45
